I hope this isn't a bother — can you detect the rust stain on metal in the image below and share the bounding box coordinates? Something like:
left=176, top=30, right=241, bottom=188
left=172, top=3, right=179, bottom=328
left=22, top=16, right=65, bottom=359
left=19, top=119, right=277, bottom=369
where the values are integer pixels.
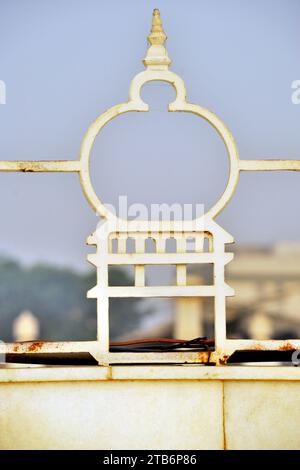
left=278, top=342, right=295, bottom=351
left=219, top=355, right=229, bottom=366
left=11, top=341, right=47, bottom=352
left=28, top=341, right=45, bottom=352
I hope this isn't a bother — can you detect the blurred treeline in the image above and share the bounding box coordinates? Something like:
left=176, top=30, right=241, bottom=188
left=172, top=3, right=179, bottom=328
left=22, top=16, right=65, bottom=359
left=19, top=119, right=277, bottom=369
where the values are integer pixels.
left=0, top=256, right=147, bottom=342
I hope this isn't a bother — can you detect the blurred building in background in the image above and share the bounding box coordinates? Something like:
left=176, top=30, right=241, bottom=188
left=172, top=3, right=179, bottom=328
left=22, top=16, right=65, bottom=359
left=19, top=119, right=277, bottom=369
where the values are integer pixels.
left=226, top=242, right=300, bottom=340
left=173, top=242, right=300, bottom=341
left=119, top=242, right=300, bottom=342
left=4, top=242, right=300, bottom=343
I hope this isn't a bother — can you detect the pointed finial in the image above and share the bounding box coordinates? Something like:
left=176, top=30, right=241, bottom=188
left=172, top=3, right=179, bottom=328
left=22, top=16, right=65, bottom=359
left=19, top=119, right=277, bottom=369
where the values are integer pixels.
left=148, top=9, right=167, bottom=46
left=143, top=9, right=171, bottom=70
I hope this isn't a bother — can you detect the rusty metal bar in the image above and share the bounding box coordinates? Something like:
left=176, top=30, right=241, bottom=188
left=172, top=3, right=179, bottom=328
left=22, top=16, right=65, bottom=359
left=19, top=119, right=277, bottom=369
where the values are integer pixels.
left=0, top=160, right=81, bottom=172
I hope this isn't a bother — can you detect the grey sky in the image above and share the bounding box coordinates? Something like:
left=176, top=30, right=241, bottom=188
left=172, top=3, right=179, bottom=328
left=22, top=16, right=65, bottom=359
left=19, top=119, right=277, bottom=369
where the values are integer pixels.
left=0, top=0, right=299, bottom=270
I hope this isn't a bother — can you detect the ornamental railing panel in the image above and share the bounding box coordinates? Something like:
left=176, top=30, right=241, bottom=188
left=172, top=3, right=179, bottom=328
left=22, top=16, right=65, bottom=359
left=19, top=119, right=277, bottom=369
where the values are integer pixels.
left=1, top=9, right=299, bottom=365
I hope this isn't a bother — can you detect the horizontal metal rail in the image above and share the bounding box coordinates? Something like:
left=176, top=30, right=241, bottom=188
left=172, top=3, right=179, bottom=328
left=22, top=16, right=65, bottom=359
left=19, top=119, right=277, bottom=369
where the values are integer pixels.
left=88, top=252, right=233, bottom=265
left=239, top=159, right=300, bottom=171
left=88, top=285, right=234, bottom=298
left=2, top=159, right=300, bottom=173
left=0, top=160, right=81, bottom=172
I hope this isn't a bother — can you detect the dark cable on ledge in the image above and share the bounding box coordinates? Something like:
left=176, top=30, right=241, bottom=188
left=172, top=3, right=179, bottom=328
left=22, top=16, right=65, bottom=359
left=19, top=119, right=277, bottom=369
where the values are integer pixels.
left=109, top=337, right=214, bottom=352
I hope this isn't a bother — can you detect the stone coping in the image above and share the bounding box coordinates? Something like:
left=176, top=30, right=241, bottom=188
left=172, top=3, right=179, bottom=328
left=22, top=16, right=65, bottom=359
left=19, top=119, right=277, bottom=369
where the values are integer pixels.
left=0, top=364, right=300, bottom=383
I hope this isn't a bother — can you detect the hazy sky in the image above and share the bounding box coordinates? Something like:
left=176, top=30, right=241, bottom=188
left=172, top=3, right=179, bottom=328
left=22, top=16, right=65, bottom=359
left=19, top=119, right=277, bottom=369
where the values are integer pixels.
left=0, top=0, right=300, bottom=270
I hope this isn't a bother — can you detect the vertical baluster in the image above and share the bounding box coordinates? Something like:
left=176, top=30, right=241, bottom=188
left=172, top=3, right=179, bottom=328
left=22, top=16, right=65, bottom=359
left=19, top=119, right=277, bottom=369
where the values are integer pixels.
left=175, top=233, right=186, bottom=286
left=108, top=236, right=113, bottom=254
left=214, top=238, right=226, bottom=352
left=96, top=236, right=109, bottom=354
left=118, top=233, right=127, bottom=254
left=135, top=236, right=145, bottom=286
left=195, top=233, right=204, bottom=252
left=208, top=234, right=214, bottom=252
left=155, top=235, right=166, bottom=254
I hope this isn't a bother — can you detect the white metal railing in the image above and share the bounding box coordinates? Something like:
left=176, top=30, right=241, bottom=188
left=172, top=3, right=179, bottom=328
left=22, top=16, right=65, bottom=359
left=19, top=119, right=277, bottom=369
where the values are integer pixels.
left=0, top=9, right=299, bottom=365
